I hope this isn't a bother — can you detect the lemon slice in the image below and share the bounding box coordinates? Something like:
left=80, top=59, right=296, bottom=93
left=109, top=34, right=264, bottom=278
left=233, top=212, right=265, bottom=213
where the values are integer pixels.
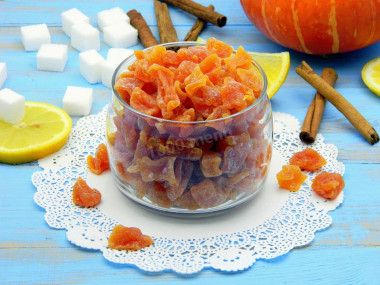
left=0, top=101, right=72, bottom=164
left=362, top=57, right=380, bottom=96
left=248, top=51, right=290, bottom=98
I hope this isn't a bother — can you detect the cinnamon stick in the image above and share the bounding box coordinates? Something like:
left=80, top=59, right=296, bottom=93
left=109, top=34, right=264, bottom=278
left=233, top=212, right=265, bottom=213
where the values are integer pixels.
left=300, top=68, right=338, bottom=144
left=154, top=0, right=178, bottom=43
left=296, top=61, right=379, bottom=145
left=183, top=5, right=214, bottom=41
left=127, top=9, right=159, bottom=48
left=160, top=0, right=227, bottom=27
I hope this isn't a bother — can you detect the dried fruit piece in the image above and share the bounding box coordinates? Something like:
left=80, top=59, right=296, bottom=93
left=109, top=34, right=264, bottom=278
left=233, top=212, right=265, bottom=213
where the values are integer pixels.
left=276, top=165, right=307, bottom=192
left=130, top=87, right=160, bottom=117
left=190, top=179, right=226, bottom=208
left=201, top=150, right=222, bottom=177
left=206, top=37, right=233, bottom=58
left=87, top=143, right=110, bottom=175
left=72, top=177, right=101, bottom=207
left=312, top=172, right=345, bottom=200
left=108, top=225, right=153, bottom=251
left=289, top=148, right=327, bottom=171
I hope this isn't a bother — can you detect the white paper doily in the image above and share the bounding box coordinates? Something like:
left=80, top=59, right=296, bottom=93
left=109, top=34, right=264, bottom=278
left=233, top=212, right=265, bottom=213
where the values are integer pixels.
left=32, top=105, right=345, bottom=274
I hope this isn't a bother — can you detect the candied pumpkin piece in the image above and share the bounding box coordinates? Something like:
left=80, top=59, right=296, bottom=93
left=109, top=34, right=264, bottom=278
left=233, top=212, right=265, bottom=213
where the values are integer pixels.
left=199, top=53, right=222, bottom=74
left=134, top=59, right=154, bottom=83
left=219, top=133, right=251, bottom=174
left=174, top=190, right=200, bottom=210
left=148, top=64, right=180, bottom=119
left=224, top=45, right=252, bottom=72
left=171, top=105, right=196, bottom=122
left=206, top=37, right=233, bottom=58
left=190, top=179, right=227, bottom=209
left=201, top=150, right=222, bottom=177
left=127, top=131, right=150, bottom=173
left=72, top=177, right=102, bottom=207
left=174, top=60, right=197, bottom=83
left=130, top=87, right=160, bottom=117
left=164, top=158, right=194, bottom=201
left=174, top=81, right=188, bottom=102
left=236, top=68, right=263, bottom=97
left=276, top=165, right=307, bottom=192
left=148, top=182, right=173, bottom=208
left=312, top=172, right=344, bottom=200
left=221, top=77, right=256, bottom=111
left=108, top=225, right=153, bottom=251
left=139, top=156, right=177, bottom=185
left=184, top=66, right=208, bottom=96
left=162, top=49, right=182, bottom=68
left=87, top=143, right=110, bottom=175
left=289, top=148, right=327, bottom=171
left=114, top=77, right=144, bottom=104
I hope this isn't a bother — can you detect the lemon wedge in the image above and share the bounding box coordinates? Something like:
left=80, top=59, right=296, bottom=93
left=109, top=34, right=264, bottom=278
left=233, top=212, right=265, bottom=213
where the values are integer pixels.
left=248, top=51, right=290, bottom=98
left=362, top=57, right=380, bottom=97
left=0, top=101, right=72, bottom=164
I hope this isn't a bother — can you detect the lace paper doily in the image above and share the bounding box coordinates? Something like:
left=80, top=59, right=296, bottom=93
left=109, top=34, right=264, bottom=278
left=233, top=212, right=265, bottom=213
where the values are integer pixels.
left=32, top=106, right=345, bottom=274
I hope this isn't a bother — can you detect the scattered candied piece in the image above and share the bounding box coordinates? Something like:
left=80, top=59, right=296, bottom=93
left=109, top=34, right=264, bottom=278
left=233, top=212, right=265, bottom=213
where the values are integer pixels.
left=87, top=143, right=109, bottom=175
left=312, top=172, right=345, bottom=200
left=108, top=225, right=153, bottom=251
left=190, top=179, right=226, bottom=209
left=276, top=165, right=307, bottom=192
left=72, top=177, right=102, bottom=207
left=289, top=148, right=327, bottom=171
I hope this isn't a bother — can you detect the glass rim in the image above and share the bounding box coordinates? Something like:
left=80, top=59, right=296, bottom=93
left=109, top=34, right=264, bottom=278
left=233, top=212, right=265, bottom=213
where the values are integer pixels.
left=111, top=41, right=269, bottom=125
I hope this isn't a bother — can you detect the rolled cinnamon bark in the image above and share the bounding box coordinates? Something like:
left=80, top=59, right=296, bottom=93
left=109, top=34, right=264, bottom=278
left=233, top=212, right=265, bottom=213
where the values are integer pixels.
left=184, top=5, right=214, bottom=41
left=154, top=0, right=179, bottom=43
left=296, top=61, right=379, bottom=145
left=300, top=68, right=338, bottom=144
left=127, top=9, right=159, bottom=48
left=160, top=0, right=227, bottom=27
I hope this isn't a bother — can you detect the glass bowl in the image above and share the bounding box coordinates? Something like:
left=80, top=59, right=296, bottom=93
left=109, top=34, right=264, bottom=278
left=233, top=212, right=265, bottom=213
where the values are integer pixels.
left=107, top=41, right=273, bottom=216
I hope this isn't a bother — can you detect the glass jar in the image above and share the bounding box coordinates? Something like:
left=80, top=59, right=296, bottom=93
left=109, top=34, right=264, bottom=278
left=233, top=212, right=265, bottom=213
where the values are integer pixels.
left=107, top=41, right=273, bottom=215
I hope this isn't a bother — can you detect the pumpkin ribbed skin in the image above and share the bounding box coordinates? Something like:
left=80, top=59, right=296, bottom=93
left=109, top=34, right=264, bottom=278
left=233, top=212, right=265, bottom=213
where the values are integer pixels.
left=240, top=0, right=380, bottom=54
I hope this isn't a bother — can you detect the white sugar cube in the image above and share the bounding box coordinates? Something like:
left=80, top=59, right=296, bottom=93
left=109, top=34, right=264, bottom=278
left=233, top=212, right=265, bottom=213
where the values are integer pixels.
left=37, top=44, right=68, bottom=72
left=61, top=8, right=90, bottom=37
left=97, top=7, right=130, bottom=31
left=79, top=49, right=105, bottom=84
left=101, top=60, right=120, bottom=89
left=20, top=24, right=51, bottom=51
left=103, top=22, right=138, bottom=48
left=0, top=62, right=6, bottom=88
left=0, top=88, right=25, bottom=124
left=71, top=23, right=100, bottom=52
left=62, top=86, right=93, bottom=116
left=106, top=48, right=134, bottom=62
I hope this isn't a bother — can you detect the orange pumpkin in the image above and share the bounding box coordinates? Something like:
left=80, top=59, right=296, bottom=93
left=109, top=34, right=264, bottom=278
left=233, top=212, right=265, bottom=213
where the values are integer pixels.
left=240, top=0, right=380, bottom=54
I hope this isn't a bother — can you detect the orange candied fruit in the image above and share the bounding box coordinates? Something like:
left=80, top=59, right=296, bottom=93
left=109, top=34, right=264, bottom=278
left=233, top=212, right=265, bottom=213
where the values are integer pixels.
left=87, top=143, right=110, bottom=175
left=108, top=225, right=154, bottom=251
left=72, top=177, right=102, bottom=207
left=311, top=172, right=345, bottom=200
left=114, top=37, right=264, bottom=122
left=289, top=148, right=326, bottom=171
left=276, top=165, right=307, bottom=192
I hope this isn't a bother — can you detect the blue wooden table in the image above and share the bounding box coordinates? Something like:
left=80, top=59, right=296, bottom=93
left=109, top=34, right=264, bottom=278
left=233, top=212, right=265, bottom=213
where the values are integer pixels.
left=1, top=1, right=379, bottom=284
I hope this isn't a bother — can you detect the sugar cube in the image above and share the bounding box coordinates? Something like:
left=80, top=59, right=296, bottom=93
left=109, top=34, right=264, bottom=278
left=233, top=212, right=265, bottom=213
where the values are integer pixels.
left=37, top=44, right=68, bottom=72
left=20, top=24, right=51, bottom=51
left=103, top=22, right=138, bottom=48
left=0, top=62, right=6, bottom=89
left=71, top=23, right=100, bottom=52
left=62, top=86, right=93, bottom=116
left=106, top=48, right=134, bottom=62
left=61, top=8, right=90, bottom=37
left=101, top=60, right=120, bottom=89
left=0, top=88, right=25, bottom=124
left=79, top=49, right=105, bottom=84
left=97, top=7, right=130, bottom=31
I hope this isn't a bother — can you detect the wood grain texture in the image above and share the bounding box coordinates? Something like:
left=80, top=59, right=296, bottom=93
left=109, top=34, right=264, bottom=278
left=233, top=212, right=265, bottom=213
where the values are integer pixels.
left=0, top=0, right=379, bottom=284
